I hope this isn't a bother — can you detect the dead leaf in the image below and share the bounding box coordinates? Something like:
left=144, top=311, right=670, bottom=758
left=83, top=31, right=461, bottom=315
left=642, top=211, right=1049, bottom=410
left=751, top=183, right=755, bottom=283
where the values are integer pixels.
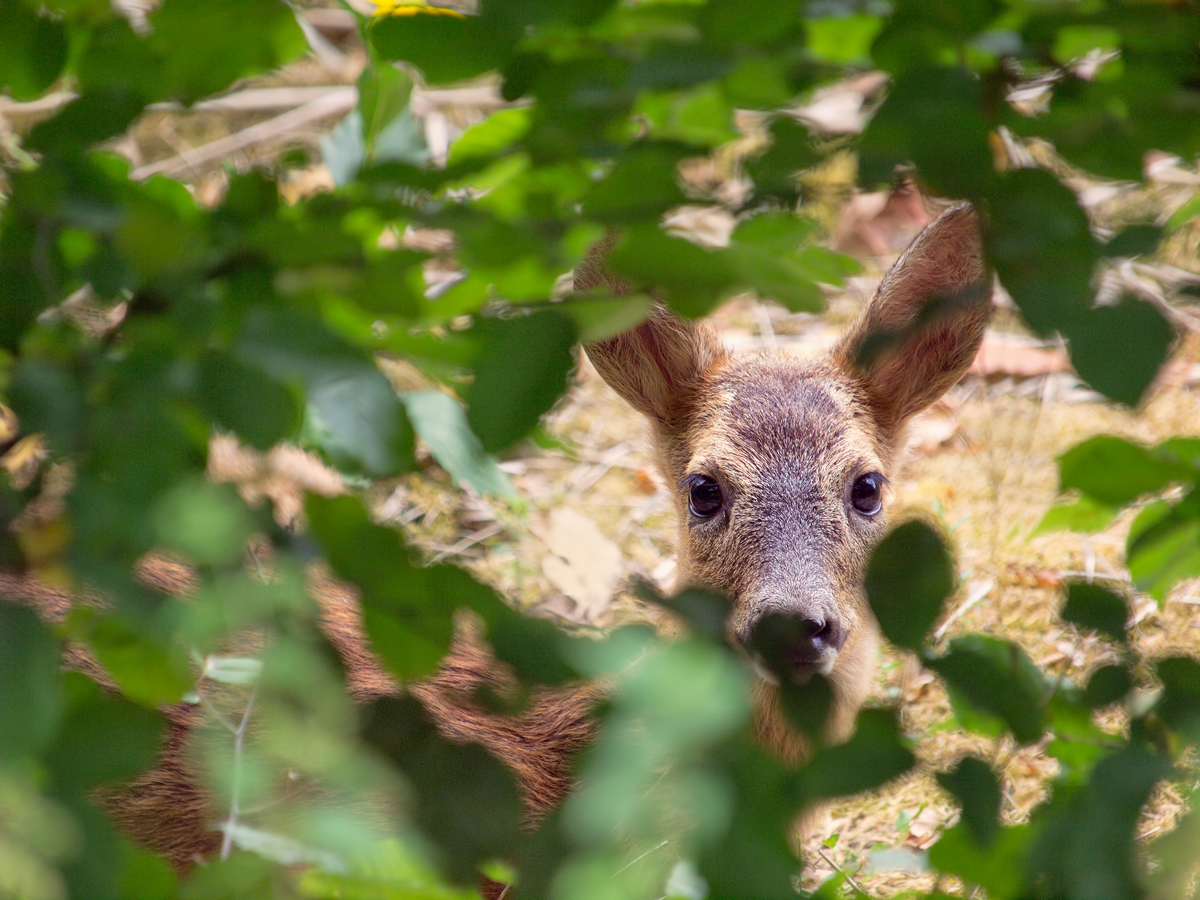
left=534, top=507, right=623, bottom=624
left=969, top=333, right=1070, bottom=378
left=905, top=409, right=960, bottom=454
left=904, top=805, right=946, bottom=849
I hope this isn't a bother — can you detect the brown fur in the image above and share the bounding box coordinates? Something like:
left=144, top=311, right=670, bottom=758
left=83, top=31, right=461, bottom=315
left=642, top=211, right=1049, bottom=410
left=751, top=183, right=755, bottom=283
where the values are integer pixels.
left=4, top=205, right=991, bottom=888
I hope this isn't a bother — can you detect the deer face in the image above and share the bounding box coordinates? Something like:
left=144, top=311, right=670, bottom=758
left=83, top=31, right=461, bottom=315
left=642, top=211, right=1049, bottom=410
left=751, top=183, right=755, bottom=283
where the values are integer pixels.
left=585, top=204, right=992, bottom=740
left=665, top=358, right=888, bottom=682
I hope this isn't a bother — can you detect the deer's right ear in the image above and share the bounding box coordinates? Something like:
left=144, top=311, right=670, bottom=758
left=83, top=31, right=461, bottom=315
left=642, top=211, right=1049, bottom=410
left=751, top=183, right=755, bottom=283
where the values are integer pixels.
left=832, top=204, right=992, bottom=434
left=585, top=308, right=727, bottom=427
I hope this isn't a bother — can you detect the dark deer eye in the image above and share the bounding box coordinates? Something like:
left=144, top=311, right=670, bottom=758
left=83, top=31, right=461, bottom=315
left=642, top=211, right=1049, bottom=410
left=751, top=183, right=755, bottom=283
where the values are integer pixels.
left=850, top=473, right=884, bottom=516
left=686, top=475, right=723, bottom=518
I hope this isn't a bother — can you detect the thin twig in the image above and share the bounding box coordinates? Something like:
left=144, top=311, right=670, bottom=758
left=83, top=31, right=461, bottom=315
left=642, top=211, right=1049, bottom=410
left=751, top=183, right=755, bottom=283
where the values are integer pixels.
left=933, top=578, right=994, bottom=641
left=427, top=523, right=504, bottom=564
left=131, top=90, right=356, bottom=180
left=219, top=684, right=259, bottom=861
left=613, top=840, right=670, bottom=876
left=817, top=847, right=868, bottom=896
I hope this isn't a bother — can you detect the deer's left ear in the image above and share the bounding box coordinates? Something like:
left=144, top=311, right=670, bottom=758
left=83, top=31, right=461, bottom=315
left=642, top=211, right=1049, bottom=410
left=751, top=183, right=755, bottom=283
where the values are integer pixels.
left=832, top=203, right=992, bottom=433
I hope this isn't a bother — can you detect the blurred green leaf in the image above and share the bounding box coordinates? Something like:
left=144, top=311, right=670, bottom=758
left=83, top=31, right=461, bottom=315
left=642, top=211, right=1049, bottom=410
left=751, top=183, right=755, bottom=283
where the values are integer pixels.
left=1032, top=494, right=1119, bottom=537
left=988, top=169, right=1098, bottom=337
left=1156, top=656, right=1200, bottom=737
left=1084, top=664, right=1132, bottom=709
left=46, top=673, right=164, bottom=795
left=1100, top=225, right=1162, bottom=260
left=0, top=604, right=62, bottom=760
left=929, top=823, right=1031, bottom=900
left=1029, top=746, right=1172, bottom=900
left=0, top=2, right=69, bottom=101
left=865, top=520, right=953, bottom=653
left=937, top=757, right=1001, bottom=848
left=154, top=478, right=255, bottom=567
left=1061, top=582, right=1128, bottom=644
left=362, top=695, right=523, bottom=884
left=858, top=66, right=994, bottom=199
left=369, top=11, right=516, bottom=85
left=307, top=495, right=454, bottom=681
left=238, top=308, right=415, bottom=477
left=1063, top=296, right=1174, bottom=407
left=399, top=389, right=518, bottom=499
left=1057, top=435, right=1188, bottom=507
left=196, top=351, right=301, bottom=451
left=928, top=635, right=1046, bottom=744
left=800, top=708, right=915, bottom=802
left=67, top=610, right=193, bottom=708
left=1127, top=496, right=1200, bottom=601
left=466, top=311, right=577, bottom=453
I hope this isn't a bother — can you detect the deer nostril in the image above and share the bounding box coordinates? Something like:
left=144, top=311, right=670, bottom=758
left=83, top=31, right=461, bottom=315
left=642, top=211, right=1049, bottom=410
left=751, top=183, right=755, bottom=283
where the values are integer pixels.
left=746, top=611, right=845, bottom=682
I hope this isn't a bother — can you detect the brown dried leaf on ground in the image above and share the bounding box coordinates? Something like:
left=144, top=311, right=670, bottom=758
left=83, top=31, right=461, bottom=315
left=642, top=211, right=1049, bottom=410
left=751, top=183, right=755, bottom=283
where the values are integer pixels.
left=533, top=507, right=624, bottom=625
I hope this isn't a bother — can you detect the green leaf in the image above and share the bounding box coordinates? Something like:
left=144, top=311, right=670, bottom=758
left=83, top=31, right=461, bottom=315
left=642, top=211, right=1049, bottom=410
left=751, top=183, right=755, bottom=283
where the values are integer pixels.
left=0, top=2, right=68, bottom=101
left=744, top=116, right=820, bottom=201
left=196, top=351, right=300, bottom=451
left=729, top=213, right=858, bottom=313
left=1057, top=435, right=1184, bottom=507
left=1100, top=225, right=1162, bottom=259
left=1061, top=582, right=1128, bottom=644
left=937, top=757, right=1001, bottom=847
left=1084, top=664, right=1132, bottom=709
left=858, top=66, right=994, bottom=199
left=46, top=673, right=165, bottom=795
left=864, top=520, right=954, bottom=653
left=399, top=390, right=518, bottom=500
left=1166, top=194, right=1200, bottom=233
left=0, top=604, right=61, bottom=760
left=153, top=479, right=255, bottom=567
left=799, top=708, right=915, bottom=802
left=1063, top=296, right=1175, bottom=407
left=307, top=495, right=455, bottom=681
left=610, top=224, right=740, bottom=318
left=988, top=169, right=1098, bottom=337
left=556, top=291, right=654, bottom=343
left=67, top=610, right=193, bottom=708
left=929, top=823, right=1031, bottom=900
left=582, top=142, right=691, bottom=223
left=361, top=695, right=523, bottom=883
left=1032, top=494, right=1119, bottom=537
left=1156, top=655, right=1200, bottom=736
left=1127, top=496, right=1200, bottom=601
left=358, top=63, right=414, bottom=159
left=238, top=308, right=415, bottom=477
left=701, top=0, right=800, bottom=46
left=466, top=311, right=577, bottom=453
left=447, top=107, right=532, bottom=166
left=1029, top=746, right=1172, bottom=900
left=927, top=635, right=1047, bottom=744
left=369, top=11, right=516, bottom=85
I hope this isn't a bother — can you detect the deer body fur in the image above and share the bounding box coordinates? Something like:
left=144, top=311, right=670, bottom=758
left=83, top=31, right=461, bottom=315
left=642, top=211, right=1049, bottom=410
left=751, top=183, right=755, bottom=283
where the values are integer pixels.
left=7, top=204, right=991, bottom=888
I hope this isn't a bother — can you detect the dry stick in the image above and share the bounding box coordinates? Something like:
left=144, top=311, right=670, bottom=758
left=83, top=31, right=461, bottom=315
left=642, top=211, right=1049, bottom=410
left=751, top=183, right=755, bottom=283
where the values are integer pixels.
left=932, top=578, right=994, bottom=642
left=427, top=523, right=504, bottom=564
left=816, top=847, right=868, bottom=896
left=219, top=684, right=260, bottom=861
left=131, top=89, right=357, bottom=180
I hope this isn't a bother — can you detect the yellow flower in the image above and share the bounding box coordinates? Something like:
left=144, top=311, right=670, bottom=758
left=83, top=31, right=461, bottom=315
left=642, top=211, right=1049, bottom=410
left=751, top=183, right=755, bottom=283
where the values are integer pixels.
left=371, top=1, right=466, bottom=18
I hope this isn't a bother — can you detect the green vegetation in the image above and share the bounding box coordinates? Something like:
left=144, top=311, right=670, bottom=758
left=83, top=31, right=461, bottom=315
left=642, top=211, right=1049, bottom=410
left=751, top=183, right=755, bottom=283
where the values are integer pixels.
left=1, top=0, right=1198, bottom=898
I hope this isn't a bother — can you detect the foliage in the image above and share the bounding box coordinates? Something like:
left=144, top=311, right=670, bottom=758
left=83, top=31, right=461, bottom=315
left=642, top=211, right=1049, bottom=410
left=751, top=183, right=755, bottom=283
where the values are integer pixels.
left=0, top=0, right=1198, bottom=899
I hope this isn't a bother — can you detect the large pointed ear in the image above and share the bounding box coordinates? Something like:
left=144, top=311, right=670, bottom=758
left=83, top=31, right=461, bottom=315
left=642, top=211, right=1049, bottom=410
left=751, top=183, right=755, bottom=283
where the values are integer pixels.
left=832, top=203, right=992, bottom=432
left=576, top=237, right=727, bottom=427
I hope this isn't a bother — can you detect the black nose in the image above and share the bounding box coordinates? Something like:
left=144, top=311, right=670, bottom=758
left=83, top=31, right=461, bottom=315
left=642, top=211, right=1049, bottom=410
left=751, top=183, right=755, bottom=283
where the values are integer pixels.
left=745, top=611, right=846, bottom=680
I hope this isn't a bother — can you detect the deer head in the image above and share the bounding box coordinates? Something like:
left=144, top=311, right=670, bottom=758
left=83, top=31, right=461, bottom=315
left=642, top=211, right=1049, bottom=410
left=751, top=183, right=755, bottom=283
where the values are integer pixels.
left=584, top=205, right=991, bottom=745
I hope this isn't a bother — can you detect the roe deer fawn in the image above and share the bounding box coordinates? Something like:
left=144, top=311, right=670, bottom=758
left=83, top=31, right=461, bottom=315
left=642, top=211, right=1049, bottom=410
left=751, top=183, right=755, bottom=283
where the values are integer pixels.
left=7, top=203, right=991, bottom=888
